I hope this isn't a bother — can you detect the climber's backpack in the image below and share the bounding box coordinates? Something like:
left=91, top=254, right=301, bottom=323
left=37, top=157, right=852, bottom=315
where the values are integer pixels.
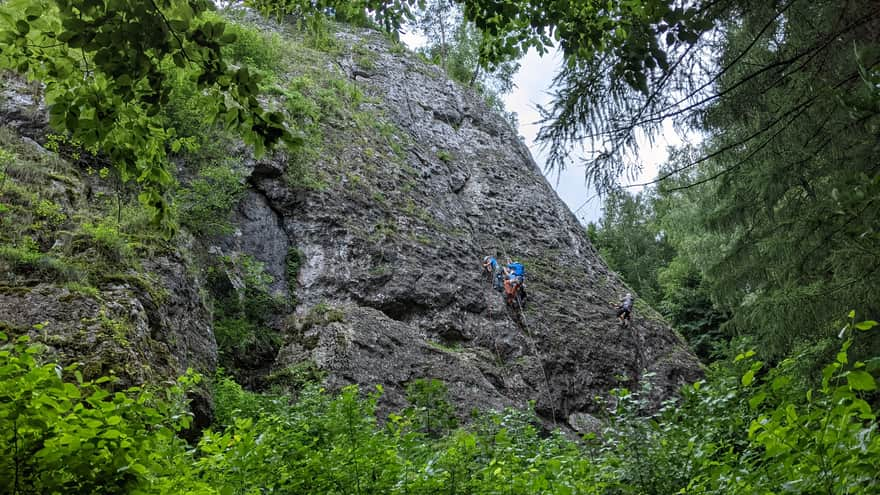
left=508, top=262, right=525, bottom=278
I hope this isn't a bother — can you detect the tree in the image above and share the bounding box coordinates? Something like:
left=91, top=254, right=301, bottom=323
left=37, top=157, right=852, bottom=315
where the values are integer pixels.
left=0, top=0, right=421, bottom=229
left=588, top=189, right=674, bottom=307
left=415, top=0, right=457, bottom=71
left=459, top=0, right=714, bottom=187
left=666, top=0, right=880, bottom=360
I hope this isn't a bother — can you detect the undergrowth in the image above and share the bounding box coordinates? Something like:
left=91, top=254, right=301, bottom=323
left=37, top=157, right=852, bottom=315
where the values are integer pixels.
left=2, top=315, right=877, bottom=494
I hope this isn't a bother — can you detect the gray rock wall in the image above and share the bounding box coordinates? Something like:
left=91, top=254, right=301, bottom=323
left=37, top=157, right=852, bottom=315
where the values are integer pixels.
left=0, top=22, right=701, bottom=433
left=0, top=74, right=217, bottom=426
left=235, top=26, right=702, bottom=430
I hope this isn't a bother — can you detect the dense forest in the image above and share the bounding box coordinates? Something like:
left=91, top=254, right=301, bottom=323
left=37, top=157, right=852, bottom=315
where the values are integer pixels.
left=1, top=0, right=878, bottom=493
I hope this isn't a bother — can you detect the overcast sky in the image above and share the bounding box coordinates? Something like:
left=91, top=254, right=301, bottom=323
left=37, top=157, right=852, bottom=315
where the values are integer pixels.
left=399, top=33, right=685, bottom=225
left=499, top=48, right=688, bottom=225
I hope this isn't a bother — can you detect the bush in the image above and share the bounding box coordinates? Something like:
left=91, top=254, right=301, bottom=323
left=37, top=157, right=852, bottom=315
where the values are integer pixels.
left=177, top=160, right=248, bottom=236
left=221, top=18, right=285, bottom=73
left=0, top=333, right=198, bottom=494
left=79, top=220, right=136, bottom=263
left=0, top=236, right=82, bottom=281
left=1, top=315, right=876, bottom=494
left=404, top=378, right=458, bottom=437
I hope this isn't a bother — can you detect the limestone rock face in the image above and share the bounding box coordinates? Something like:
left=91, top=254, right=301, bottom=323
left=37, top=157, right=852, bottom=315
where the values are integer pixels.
left=0, top=256, right=216, bottom=385
left=0, top=23, right=700, bottom=432
left=0, top=74, right=216, bottom=426
left=231, top=26, right=703, bottom=429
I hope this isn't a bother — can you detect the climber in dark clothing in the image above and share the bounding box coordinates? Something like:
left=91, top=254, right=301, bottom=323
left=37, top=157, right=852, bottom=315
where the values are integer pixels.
left=616, top=293, right=634, bottom=327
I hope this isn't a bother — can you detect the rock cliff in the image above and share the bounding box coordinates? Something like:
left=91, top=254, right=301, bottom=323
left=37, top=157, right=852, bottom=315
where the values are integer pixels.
left=222, top=24, right=702, bottom=429
left=0, top=19, right=701, bottom=433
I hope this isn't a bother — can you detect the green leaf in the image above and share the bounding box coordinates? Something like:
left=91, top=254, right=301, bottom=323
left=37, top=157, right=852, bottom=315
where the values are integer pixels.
left=63, top=382, right=81, bottom=399
left=854, top=320, right=877, bottom=330
left=847, top=370, right=877, bottom=391
left=771, top=375, right=790, bottom=391
left=169, top=19, right=190, bottom=31
left=103, top=428, right=123, bottom=439
left=742, top=369, right=756, bottom=386
left=748, top=391, right=767, bottom=410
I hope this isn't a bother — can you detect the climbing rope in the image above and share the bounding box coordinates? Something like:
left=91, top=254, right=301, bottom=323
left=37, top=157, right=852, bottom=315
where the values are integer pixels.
left=605, top=297, right=645, bottom=383
left=495, top=274, right=558, bottom=427
left=474, top=238, right=563, bottom=426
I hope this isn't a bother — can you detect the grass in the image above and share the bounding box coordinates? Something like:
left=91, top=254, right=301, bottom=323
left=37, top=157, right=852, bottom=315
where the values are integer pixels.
left=427, top=340, right=462, bottom=353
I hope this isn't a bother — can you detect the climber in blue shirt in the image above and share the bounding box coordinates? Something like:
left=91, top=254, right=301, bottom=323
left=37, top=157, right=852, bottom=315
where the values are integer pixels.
left=483, top=255, right=504, bottom=291
left=506, top=261, right=525, bottom=282
left=504, top=259, right=527, bottom=306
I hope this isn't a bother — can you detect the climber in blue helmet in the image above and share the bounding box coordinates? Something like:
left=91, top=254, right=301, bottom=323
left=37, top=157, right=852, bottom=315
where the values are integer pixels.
left=506, top=259, right=525, bottom=283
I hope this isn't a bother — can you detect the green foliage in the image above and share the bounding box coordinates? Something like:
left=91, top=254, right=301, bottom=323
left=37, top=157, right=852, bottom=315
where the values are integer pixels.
left=299, top=301, right=345, bottom=331
left=0, top=333, right=197, bottom=494
left=590, top=187, right=728, bottom=361
left=0, top=239, right=81, bottom=282
left=265, top=360, right=327, bottom=392
left=0, top=1, right=297, bottom=229
left=301, top=11, right=339, bottom=52
left=221, top=17, right=285, bottom=73
left=213, top=316, right=281, bottom=371
left=574, top=315, right=880, bottom=494
left=79, top=220, right=136, bottom=264
left=33, top=198, right=65, bottom=226
left=436, top=149, right=453, bottom=163
left=177, top=160, right=248, bottom=236
left=211, top=372, right=289, bottom=427
left=661, top=1, right=880, bottom=362
left=285, top=247, right=303, bottom=299
left=404, top=378, right=458, bottom=437
left=590, top=189, right=674, bottom=306
left=207, top=253, right=284, bottom=380
left=1, top=314, right=879, bottom=493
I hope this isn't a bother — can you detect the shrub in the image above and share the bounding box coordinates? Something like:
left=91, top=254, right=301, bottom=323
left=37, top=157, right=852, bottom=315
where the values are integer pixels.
left=285, top=247, right=303, bottom=300
left=221, top=19, right=284, bottom=73
left=404, top=378, right=458, bottom=438
left=177, top=160, right=248, bottom=236
left=79, top=220, right=135, bottom=263
left=0, top=333, right=198, bottom=494
left=0, top=236, right=81, bottom=281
